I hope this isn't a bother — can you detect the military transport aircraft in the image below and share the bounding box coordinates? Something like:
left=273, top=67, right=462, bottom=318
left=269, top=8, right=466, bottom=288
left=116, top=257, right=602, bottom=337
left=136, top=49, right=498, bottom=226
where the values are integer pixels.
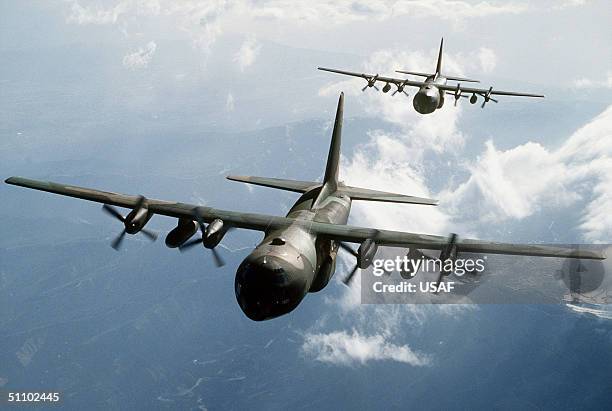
left=5, top=93, right=603, bottom=321
left=319, top=38, right=544, bottom=114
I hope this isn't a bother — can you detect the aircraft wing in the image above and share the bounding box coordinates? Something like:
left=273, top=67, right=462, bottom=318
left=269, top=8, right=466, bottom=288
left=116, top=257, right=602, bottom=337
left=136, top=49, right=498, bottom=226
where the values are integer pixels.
left=437, top=83, right=544, bottom=98
left=318, top=67, right=424, bottom=88
left=318, top=67, right=544, bottom=99
left=5, top=177, right=603, bottom=260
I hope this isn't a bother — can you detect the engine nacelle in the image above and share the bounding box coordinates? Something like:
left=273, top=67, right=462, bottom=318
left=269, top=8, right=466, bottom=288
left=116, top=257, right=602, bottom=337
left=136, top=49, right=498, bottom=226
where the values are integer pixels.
left=124, top=204, right=152, bottom=234
left=400, top=247, right=429, bottom=279
left=203, top=219, right=227, bottom=248
left=382, top=83, right=391, bottom=93
left=165, top=218, right=198, bottom=248
left=470, top=94, right=477, bottom=104
left=358, top=239, right=378, bottom=269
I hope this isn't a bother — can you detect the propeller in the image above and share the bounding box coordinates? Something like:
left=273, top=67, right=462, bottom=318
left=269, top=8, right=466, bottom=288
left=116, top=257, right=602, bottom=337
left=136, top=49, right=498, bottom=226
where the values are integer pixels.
left=339, top=242, right=359, bottom=285
left=392, top=81, right=410, bottom=97
left=361, top=74, right=380, bottom=92
left=178, top=212, right=228, bottom=267
left=101, top=196, right=157, bottom=250
left=432, top=233, right=458, bottom=291
left=481, top=87, right=498, bottom=108
left=454, top=83, right=462, bottom=106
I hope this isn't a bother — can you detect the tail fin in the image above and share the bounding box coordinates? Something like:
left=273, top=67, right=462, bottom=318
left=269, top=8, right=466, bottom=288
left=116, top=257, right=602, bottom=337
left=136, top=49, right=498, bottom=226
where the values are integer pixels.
left=323, top=92, right=343, bottom=191
left=227, top=93, right=344, bottom=199
left=435, top=37, right=443, bottom=75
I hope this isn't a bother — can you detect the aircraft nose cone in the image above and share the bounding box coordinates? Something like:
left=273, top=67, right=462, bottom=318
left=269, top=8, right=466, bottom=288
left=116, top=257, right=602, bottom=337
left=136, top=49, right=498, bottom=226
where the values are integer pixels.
left=413, top=89, right=438, bottom=114
left=234, top=256, right=308, bottom=321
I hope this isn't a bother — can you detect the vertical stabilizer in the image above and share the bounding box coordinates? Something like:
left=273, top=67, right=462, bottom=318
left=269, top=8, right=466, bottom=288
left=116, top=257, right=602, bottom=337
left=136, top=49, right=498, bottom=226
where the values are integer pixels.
left=323, top=92, right=344, bottom=190
left=435, top=37, right=444, bottom=75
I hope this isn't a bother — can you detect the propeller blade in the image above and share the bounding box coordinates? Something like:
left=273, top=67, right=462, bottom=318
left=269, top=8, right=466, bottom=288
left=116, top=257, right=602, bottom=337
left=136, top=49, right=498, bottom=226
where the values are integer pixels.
left=403, top=90, right=409, bottom=97
left=392, top=89, right=398, bottom=96
left=102, top=204, right=125, bottom=222
left=339, top=242, right=358, bottom=257
left=111, top=229, right=127, bottom=250
left=211, top=248, right=226, bottom=267
left=179, top=237, right=202, bottom=252
left=140, top=228, right=158, bottom=242
left=372, top=85, right=379, bottom=91
left=342, top=264, right=359, bottom=286
left=481, top=100, right=487, bottom=109
left=361, top=84, right=368, bottom=92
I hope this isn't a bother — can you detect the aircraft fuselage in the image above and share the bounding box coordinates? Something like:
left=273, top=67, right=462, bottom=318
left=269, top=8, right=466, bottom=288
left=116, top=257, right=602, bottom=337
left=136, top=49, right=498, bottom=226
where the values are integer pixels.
left=413, top=75, right=447, bottom=114
left=235, top=186, right=351, bottom=321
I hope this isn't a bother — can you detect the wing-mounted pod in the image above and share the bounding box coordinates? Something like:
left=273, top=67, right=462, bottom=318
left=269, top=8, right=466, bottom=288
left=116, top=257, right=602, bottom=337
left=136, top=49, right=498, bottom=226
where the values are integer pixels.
left=165, top=218, right=198, bottom=248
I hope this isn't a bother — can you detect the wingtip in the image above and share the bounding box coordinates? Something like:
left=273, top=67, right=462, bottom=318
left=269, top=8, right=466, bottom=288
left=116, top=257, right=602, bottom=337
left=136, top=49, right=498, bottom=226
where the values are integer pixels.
left=5, top=176, right=17, bottom=185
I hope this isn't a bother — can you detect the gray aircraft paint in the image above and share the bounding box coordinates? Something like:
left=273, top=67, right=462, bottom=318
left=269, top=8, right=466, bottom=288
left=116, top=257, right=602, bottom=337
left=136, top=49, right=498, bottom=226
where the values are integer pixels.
left=234, top=93, right=351, bottom=320
left=319, top=38, right=544, bottom=115
left=5, top=94, right=601, bottom=322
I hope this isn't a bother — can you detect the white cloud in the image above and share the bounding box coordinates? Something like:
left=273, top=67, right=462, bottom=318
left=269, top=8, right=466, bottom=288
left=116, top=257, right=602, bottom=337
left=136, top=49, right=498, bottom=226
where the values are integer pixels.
left=65, top=1, right=528, bottom=60
left=572, top=71, right=612, bottom=89
left=302, top=329, right=431, bottom=366
left=449, top=105, right=612, bottom=241
left=476, top=47, right=497, bottom=73
left=67, top=1, right=129, bottom=25
left=554, top=0, right=590, bottom=10
left=392, top=0, right=528, bottom=20
left=449, top=140, right=577, bottom=222
left=233, top=36, right=261, bottom=71
left=122, top=41, right=157, bottom=69
left=246, top=0, right=528, bottom=24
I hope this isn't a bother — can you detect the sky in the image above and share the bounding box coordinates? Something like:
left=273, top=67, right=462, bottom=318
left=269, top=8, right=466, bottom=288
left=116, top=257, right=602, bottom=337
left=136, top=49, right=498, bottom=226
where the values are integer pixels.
left=1, top=1, right=611, bottom=408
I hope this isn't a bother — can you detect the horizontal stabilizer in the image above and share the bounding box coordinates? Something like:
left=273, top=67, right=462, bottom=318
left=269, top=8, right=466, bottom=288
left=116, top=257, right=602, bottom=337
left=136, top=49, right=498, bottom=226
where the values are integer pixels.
left=444, top=75, right=480, bottom=83
left=339, top=185, right=438, bottom=206
left=395, top=70, right=432, bottom=78
left=227, top=175, right=320, bottom=193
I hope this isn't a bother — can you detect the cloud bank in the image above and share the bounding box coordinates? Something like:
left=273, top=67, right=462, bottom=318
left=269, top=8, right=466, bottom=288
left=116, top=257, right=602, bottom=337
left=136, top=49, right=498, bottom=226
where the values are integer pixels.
left=122, top=41, right=157, bottom=69
left=302, top=329, right=431, bottom=366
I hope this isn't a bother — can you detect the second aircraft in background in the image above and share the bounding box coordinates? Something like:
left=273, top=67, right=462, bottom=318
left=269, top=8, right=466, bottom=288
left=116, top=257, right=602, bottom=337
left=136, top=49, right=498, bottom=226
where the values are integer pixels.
left=319, top=38, right=544, bottom=114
